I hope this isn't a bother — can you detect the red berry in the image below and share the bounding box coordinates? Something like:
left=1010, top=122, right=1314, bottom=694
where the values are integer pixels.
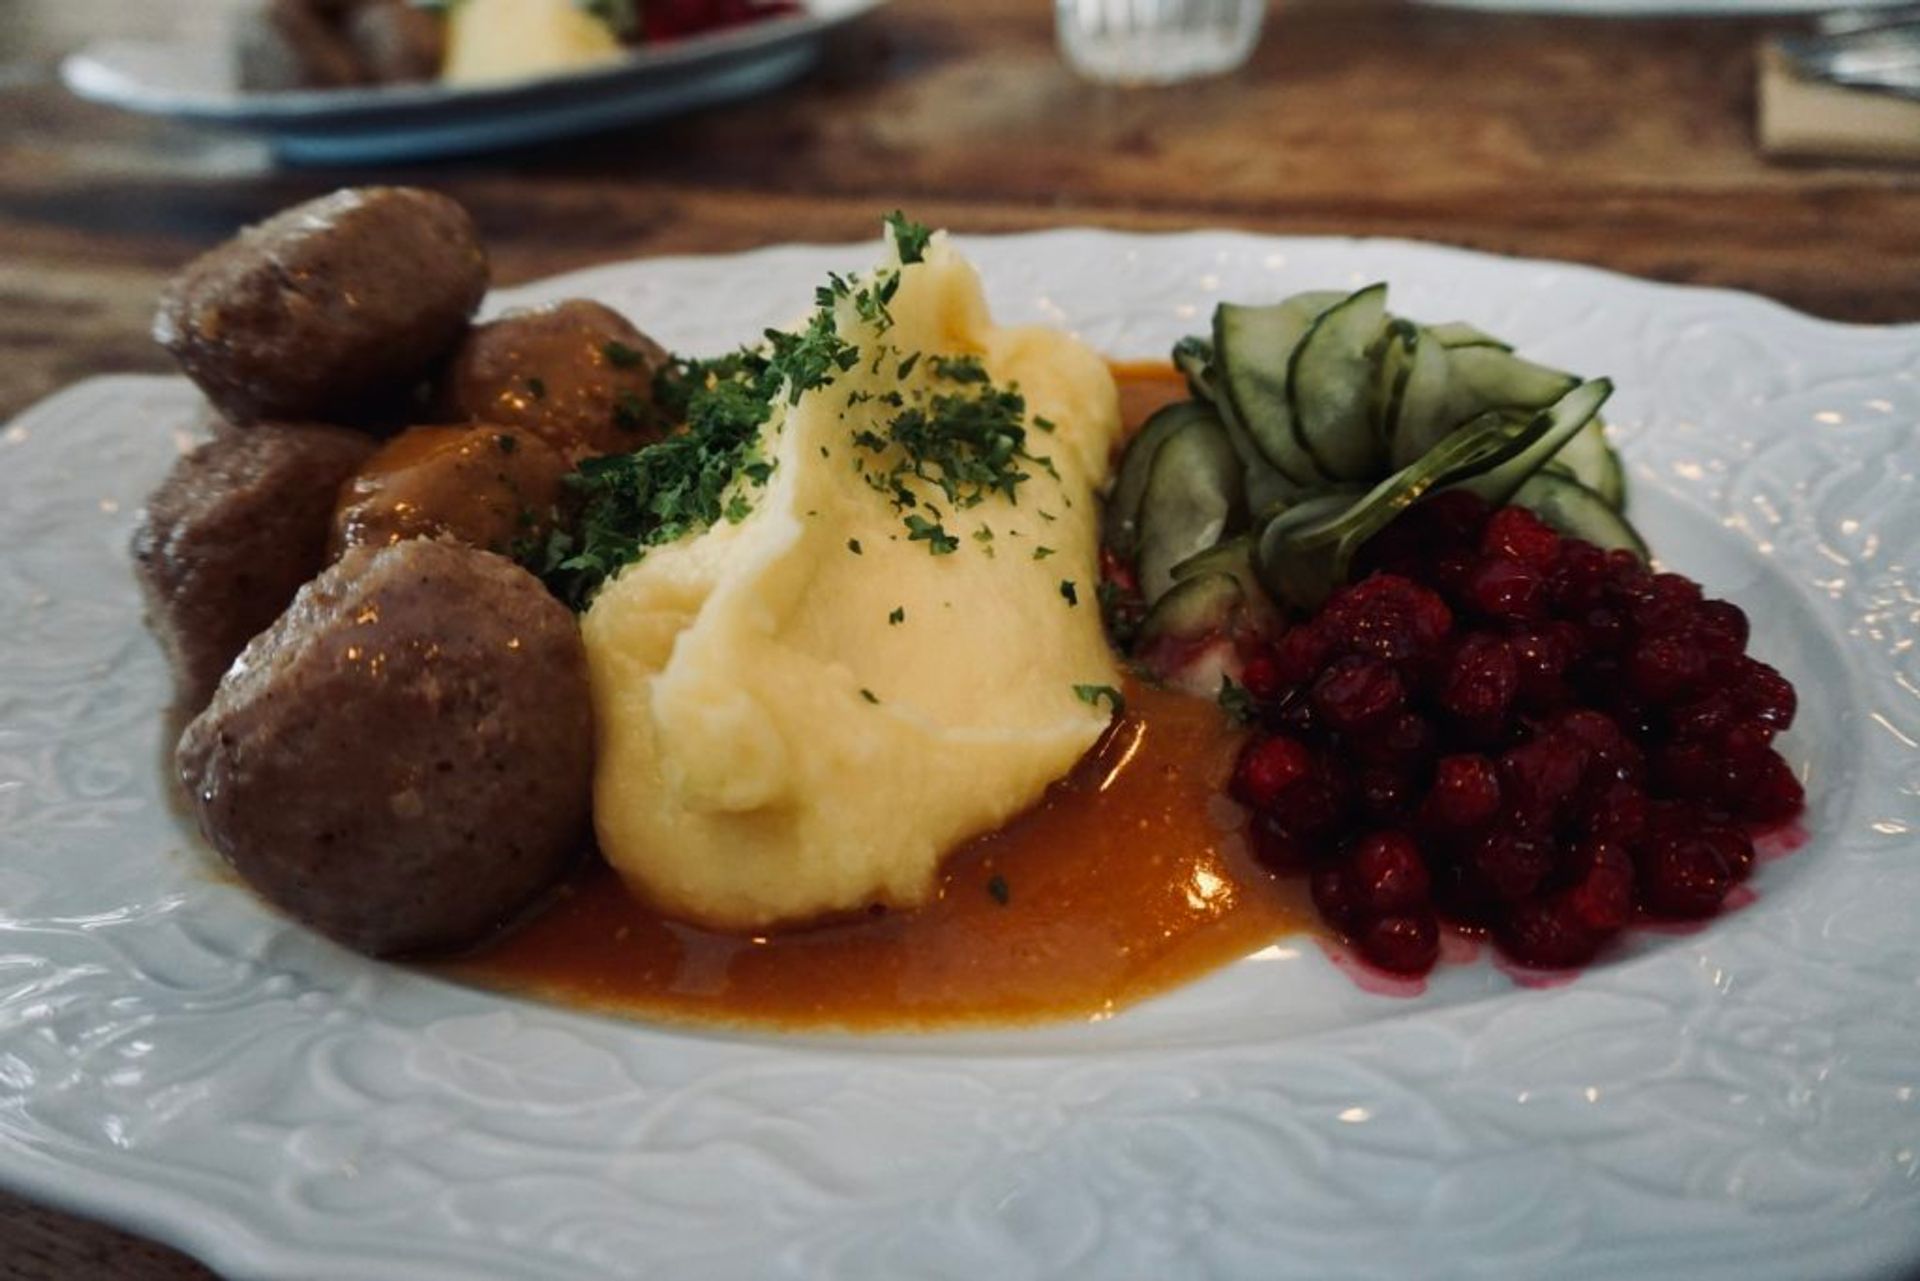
left=1465, top=556, right=1545, bottom=620
left=1468, top=829, right=1552, bottom=901
left=1423, top=753, right=1502, bottom=829
left=1637, top=824, right=1734, bottom=918
left=1481, top=506, right=1561, bottom=569
left=1498, top=897, right=1603, bottom=968
left=1311, top=864, right=1364, bottom=933
left=1688, top=599, right=1750, bottom=654
left=1270, top=623, right=1331, bottom=687
left=1629, top=634, right=1708, bottom=704
left=1732, top=658, right=1797, bottom=732
left=1240, top=651, right=1282, bottom=702
left=1738, top=750, right=1804, bottom=826
left=1349, top=830, right=1431, bottom=915
left=1438, top=635, right=1518, bottom=725
left=1500, top=733, right=1590, bottom=819
left=1548, top=540, right=1610, bottom=612
left=1320, top=574, right=1454, bottom=664
left=1564, top=838, right=1634, bottom=931
left=1359, top=911, right=1440, bottom=975
left=1231, top=735, right=1313, bottom=811
left=1311, top=656, right=1405, bottom=734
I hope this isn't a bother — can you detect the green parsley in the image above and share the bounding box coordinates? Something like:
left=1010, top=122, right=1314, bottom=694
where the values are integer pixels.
left=888, top=606, right=905, bottom=625
left=1060, top=579, right=1079, bottom=606
left=986, top=874, right=1011, bottom=906
left=1073, top=684, right=1126, bottom=716
left=848, top=538, right=863, bottom=555
left=885, top=211, right=933, bottom=265
left=1032, top=546, right=1055, bottom=560
left=904, top=513, right=959, bottom=555
left=494, top=433, right=518, bottom=454
left=929, top=354, right=990, bottom=384
left=860, top=687, right=880, bottom=705
left=526, top=376, right=547, bottom=401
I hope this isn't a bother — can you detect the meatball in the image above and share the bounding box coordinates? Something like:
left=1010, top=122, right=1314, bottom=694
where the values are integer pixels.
left=154, top=187, right=488, bottom=427
left=331, top=423, right=570, bottom=557
left=132, top=422, right=376, bottom=712
left=436, top=299, right=667, bottom=459
left=176, top=539, right=593, bottom=957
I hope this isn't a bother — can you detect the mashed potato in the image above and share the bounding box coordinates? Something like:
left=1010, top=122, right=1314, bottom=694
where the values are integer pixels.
left=441, top=0, right=622, bottom=86
left=582, top=231, right=1123, bottom=929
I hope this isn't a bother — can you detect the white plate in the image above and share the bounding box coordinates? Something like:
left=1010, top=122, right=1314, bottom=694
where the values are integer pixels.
left=59, top=0, right=887, bottom=165
left=1413, top=0, right=1911, bottom=12
left=3, top=230, right=1919, bottom=1280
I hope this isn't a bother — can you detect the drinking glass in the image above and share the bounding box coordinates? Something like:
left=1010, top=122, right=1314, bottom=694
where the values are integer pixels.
left=1056, top=0, right=1266, bottom=86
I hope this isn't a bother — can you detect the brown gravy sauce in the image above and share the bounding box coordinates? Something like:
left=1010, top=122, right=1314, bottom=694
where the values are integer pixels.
left=434, top=362, right=1319, bottom=1030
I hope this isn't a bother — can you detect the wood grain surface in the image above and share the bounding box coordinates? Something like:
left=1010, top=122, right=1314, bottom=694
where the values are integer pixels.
left=1, top=0, right=1915, bottom=1276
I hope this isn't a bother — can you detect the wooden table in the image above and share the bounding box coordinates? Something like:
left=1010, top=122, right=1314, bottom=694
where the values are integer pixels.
left=2, top=0, right=1915, bottom=1275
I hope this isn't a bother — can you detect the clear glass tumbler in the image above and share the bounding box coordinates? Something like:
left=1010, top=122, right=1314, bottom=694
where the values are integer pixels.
left=1056, top=0, right=1266, bottom=86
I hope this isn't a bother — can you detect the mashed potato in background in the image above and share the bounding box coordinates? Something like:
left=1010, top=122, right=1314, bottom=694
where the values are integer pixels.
left=583, top=232, right=1123, bottom=929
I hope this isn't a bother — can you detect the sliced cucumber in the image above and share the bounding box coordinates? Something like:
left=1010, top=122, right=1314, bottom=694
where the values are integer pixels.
left=1426, top=320, right=1512, bottom=351
left=1513, top=471, right=1648, bottom=560
left=1442, top=378, right=1613, bottom=507
left=1277, top=289, right=1348, bottom=325
left=1390, top=343, right=1578, bottom=470
left=1170, top=533, right=1266, bottom=604
left=1371, top=319, right=1418, bottom=457
left=1136, top=413, right=1245, bottom=604
left=1444, top=346, right=1579, bottom=417
left=1544, top=417, right=1626, bottom=510
left=1136, top=571, right=1245, bottom=649
left=1102, top=400, right=1212, bottom=558
left=1172, top=336, right=1218, bottom=404
left=1212, top=302, right=1324, bottom=486
left=1387, top=329, right=1455, bottom=467
left=1288, top=283, right=1391, bottom=482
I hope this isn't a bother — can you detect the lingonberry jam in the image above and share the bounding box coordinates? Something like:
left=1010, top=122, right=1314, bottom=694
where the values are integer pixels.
left=1226, top=493, right=1805, bottom=976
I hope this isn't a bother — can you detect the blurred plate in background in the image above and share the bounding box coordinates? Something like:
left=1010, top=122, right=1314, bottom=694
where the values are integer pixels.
left=60, top=0, right=887, bottom=165
left=1413, top=0, right=1911, bottom=12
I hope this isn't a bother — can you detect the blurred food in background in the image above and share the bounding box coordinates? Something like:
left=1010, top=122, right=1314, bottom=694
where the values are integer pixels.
left=236, top=0, right=803, bottom=91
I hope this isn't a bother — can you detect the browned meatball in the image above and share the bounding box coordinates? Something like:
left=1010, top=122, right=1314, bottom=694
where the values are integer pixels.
left=132, top=423, right=376, bottom=712
left=436, top=300, right=667, bottom=459
left=155, top=187, right=488, bottom=427
left=176, top=539, right=592, bottom=957
left=331, top=423, right=570, bottom=558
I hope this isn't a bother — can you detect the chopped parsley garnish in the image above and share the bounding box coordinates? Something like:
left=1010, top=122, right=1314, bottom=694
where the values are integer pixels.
left=1060, top=579, right=1079, bottom=606
left=986, top=874, right=1011, bottom=906
left=888, top=606, right=905, bottom=625
left=904, top=513, right=959, bottom=555
left=1032, top=546, right=1055, bottom=560
left=848, top=538, right=863, bottom=555
left=929, top=354, right=989, bottom=384
left=1073, top=684, right=1125, bottom=716
left=603, top=339, right=649, bottom=369
left=531, top=211, right=1062, bottom=598
left=885, top=211, right=932, bottom=265
left=494, top=433, right=518, bottom=454
left=972, top=525, right=994, bottom=544
left=1217, top=675, right=1257, bottom=726
left=860, top=687, right=880, bottom=705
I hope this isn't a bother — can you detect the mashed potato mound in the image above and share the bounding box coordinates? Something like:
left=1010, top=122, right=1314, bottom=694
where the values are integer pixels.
left=582, top=231, right=1123, bottom=930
